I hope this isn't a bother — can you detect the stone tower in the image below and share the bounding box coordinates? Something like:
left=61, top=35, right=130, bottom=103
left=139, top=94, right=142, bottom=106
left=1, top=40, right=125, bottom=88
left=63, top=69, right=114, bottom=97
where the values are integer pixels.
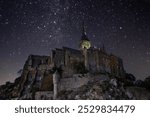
left=79, top=22, right=91, bottom=70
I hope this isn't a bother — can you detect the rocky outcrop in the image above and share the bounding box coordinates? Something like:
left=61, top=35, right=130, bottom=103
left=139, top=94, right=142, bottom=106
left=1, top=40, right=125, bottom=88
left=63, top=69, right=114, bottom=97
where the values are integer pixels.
left=126, top=87, right=150, bottom=100
left=57, top=78, right=150, bottom=100
left=57, top=78, right=127, bottom=100
left=144, top=76, right=150, bottom=91
left=0, top=77, right=21, bottom=99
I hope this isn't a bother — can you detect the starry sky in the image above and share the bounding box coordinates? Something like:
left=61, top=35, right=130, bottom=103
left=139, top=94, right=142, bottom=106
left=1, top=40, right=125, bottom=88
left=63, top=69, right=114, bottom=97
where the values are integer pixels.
left=0, top=0, right=150, bottom=84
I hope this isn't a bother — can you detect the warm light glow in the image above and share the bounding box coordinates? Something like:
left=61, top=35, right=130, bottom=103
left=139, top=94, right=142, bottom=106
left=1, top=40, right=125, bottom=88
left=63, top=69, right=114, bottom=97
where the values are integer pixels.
left=81, top=40, right=91, bottom=49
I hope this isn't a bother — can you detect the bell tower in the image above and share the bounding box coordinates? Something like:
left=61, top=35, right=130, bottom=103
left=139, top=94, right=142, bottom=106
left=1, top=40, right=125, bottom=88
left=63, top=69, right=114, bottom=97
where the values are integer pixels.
left=80, top=22, right=91, bottom=50
left=79, top=22, right=91, bottom=70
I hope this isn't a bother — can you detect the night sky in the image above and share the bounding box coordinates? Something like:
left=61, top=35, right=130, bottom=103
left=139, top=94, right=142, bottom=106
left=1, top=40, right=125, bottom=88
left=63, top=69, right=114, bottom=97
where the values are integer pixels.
left=0, top=0, right=150, bottom=84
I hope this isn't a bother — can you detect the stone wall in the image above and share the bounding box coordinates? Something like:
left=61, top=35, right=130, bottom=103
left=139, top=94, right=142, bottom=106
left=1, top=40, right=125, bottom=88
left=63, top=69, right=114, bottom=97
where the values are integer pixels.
left=58, top=74, right=108, bottom=91
left=59, top=74, right=89, bottom=91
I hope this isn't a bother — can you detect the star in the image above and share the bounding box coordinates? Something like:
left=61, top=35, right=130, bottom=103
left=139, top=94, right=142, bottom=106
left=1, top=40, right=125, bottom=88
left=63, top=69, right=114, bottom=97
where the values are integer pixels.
left=0, top=0, right=150, bottom=84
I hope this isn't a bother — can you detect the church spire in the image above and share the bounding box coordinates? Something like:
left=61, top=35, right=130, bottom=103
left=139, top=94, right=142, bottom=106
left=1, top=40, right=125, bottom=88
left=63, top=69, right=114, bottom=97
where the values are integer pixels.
left=82, top=21, right=86, bottom=36
left=80, top=21, right=91, bottom=50
left=81, top=21, right=89, bottom=41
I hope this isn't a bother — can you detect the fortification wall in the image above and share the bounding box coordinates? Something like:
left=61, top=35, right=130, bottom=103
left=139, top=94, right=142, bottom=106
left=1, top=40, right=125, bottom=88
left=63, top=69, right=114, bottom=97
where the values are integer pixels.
left=58, top=75, right=90, bottom=91
left=58, top=74, right=108, bottom=91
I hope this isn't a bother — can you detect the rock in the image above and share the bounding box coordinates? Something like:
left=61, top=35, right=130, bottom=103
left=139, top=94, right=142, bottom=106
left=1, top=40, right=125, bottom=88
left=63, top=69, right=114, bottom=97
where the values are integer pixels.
left=126, top=87, right=150, bottom=100
left=126, top=91, right=133, bottom=99
left=144, top=77, right=150, bottom=91
left=56, top=78, right=138, bottom=100
left=109, top=79, right=117, bottom=87
left=75, top=95, right=80, bottom=100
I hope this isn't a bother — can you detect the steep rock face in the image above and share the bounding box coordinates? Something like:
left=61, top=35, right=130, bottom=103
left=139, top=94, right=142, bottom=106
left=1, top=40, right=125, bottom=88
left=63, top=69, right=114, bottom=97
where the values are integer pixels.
left=0, top=55, right=54, bottom=100
left=18, top=55, right=53, bottom=99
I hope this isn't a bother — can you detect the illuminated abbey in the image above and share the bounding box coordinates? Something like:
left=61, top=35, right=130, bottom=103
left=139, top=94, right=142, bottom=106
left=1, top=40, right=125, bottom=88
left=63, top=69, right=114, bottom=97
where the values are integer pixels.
left=16, top=23, right=126, bottom=99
